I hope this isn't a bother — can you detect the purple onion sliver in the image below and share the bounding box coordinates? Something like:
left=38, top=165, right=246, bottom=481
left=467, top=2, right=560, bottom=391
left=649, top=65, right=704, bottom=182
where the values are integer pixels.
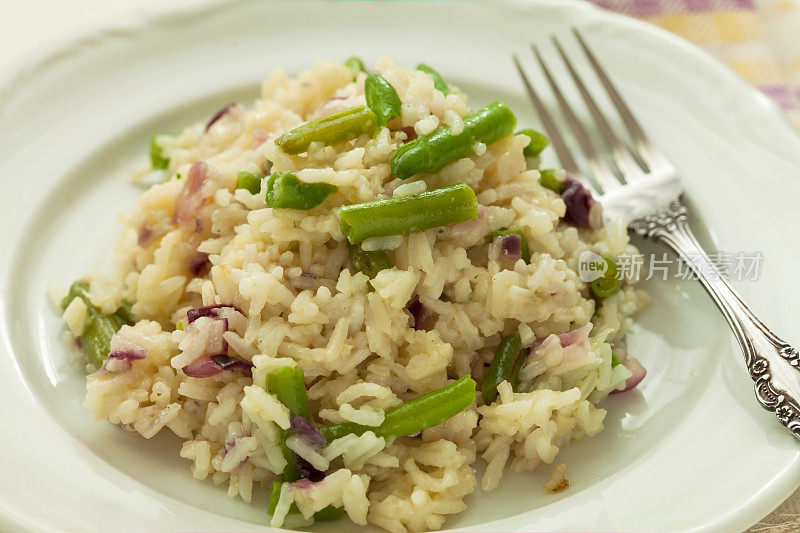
left=611, top=357, right=647, bottom=394
left=205, top=103, right=237, bottom=132
left=561, top=177, right=603, bottom=229
left=407, top=297, right=435, bottom=331
left=182, top=357, right=222, bottom=378
left=186, top=304, right=242, bottom=323
left=108, top=350, right=146, bottom=360
left=294, top=454, right=326, bottom=482
left=498, top=233, right=521, bottom=258
left=210, top=354, right=254, bottom=377
left=188, top=252, right=210, bottom=276
left=290, top=415, right=326, bottom=450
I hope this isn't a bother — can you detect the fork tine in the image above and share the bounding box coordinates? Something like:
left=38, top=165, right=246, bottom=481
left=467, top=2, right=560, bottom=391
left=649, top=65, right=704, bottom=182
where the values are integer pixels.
left=511, top=54, right=582, bottom=178
left=531, top=44, right=621, bottom=193
left=572, top=28, right=674, bottom=174
left=551, top=36, right=644, bottom=182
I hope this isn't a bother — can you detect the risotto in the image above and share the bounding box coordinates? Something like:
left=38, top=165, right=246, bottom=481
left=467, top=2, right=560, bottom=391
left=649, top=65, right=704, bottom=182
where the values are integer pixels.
left=54, top=58, right=649, bottom=532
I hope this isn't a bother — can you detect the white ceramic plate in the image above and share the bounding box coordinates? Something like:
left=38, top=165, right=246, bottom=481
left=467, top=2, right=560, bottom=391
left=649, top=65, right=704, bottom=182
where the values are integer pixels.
left=2, top=1, right=800, bottom=531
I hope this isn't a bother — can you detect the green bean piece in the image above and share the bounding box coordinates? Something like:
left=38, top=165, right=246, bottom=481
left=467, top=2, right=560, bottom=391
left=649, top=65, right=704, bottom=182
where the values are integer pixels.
left=510, top=347, right=530, bottom=391
left=339, top=183, right=478, bottom=243
left=344, top=56, right=366, bottom=75
left=149, top=134, right=171, bottom=169
left=517, top=128, right=549, bottom=158
left=539, top=168, right=566, bottom=193
left=264, top=172, right=337, bottom=210
left=275, top=106, right=377, bottom=155
left=267, top=366, right=311, bottom=482
left=390, top=101, right=516, bottom=180
left=365, top=74, right=402, bottom=128
left=488, top=228, right=531, bottom=263
left=591, top=257, right=621, bottom=298
left=319, top=375, right=476, bottom=442
left=113, top=299, right=135, bottom=325
left=267, top=366, right=311, bottom=420
left=61, top=281, right=130, bottom=369
left=481, top=333, right=522, bottom=404
left=268, top=481, right=344, bottom=521
left=416, top=64, right=450, bottom=95
left=176, top=321, right=184, bottom=331
left=611, top=350, right=622, bottom=368
left=236, top=172, right=263, bottom=195
left=348, top=243, right=393, bottom=279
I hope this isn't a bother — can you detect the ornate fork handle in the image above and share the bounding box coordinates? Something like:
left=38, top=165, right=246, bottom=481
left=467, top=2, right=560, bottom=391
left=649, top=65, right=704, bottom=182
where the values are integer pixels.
left=630, top=199, right=800, bottom=439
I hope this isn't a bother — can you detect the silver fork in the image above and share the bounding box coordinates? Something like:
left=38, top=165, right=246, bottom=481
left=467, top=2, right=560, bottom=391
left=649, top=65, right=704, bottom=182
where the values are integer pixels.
left=513, top=29, right=800, bottom=440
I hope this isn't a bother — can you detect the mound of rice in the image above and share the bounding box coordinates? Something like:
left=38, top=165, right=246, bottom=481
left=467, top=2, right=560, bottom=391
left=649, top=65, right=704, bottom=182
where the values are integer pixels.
left=58, top=58, right=648, bottom=532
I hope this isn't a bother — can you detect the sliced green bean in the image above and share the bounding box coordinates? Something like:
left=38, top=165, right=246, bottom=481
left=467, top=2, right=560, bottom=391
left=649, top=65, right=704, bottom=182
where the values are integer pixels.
left=268, top=481, right=344, bottom=521
left=365, top=74, right=402, bottom=128
left=481, top=333, right=522, bottom=404
left=149, top=134, right=172, bottom=169
left=510, top=347, right=530, bottom=391
left=275, top=106, right=377, bottom=154
left=319, top=375, right=476, bottom=442
left=267, top=366, right=310, bottom=482
left=539, top=168, right=566, bottom=193
left=591, top=257, right=621, bottom=298
left=61, top=281, right=133, bottom=369
left=348, top=243, right=393, bottom=279
left=236, top=171, right=263, bottom=195
left=517, top=128, right=549, bottom=158
left=611, top=349, right=622, bottom=368
left=268, top=366, right=310, bottom=422
left=390, top=101, right=516, bottom=180
left=344, top=56, right=366, bottom=75
left=113, top=299, right=135, bottom=325
left=416, top=64, right=450, bottom=95
left=339, top=182, right=478, bottom=243
left=265, top=172, right=337, bottom=210
left=488, top=228, right=531, bottom=263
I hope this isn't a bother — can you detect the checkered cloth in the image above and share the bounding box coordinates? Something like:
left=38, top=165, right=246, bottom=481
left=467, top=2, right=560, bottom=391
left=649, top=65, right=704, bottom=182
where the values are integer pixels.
left=587, top=0, right=800, bottom=530
left=590, top=0, right=800, bottom=128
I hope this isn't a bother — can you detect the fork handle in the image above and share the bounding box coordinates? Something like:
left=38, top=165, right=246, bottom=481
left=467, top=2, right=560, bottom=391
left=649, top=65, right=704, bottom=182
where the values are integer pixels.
left=631, top=199, right=800, bottom=439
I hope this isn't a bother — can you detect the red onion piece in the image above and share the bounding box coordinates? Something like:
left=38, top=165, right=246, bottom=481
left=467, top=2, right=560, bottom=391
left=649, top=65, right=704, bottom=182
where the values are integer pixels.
left=210, top=354, right=253, bottom=376
left=188, top=252, right=210, bottom=276
left=295, top=455, right=326, bottom=482
left=182, top=355, right=222, bottom=378
left=401, top=126, right=418, bottom=141
left=290, top=415, right=326, bottom=450
left=612, top=356, right=647, bottom=394
left=488, top=233, right=522, bottom=270
left=137, top=226, right=153, bottom=247
left=205, top=103, right=237, bottom=132
left=182, top=353, right=253, bottom=378
left=557, top=323, right=592, bottom=347
left=109, top=333, right=147, bottom=360
left=173, top=161, right=208, bottom=224
left=186, top=304, right=242, bottom=324
left=561, top=177, right=603, bottom=229
left=317, top=95, right=350, bottom=117
left=108, top=350, right=146, bottom=361
left=449, top=205, right=488, bottom=246
left=407, top=297, right=435, bottom=331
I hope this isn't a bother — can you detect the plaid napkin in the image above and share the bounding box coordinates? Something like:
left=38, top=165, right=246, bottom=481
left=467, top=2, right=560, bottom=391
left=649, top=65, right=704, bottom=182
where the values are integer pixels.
left=587, top=0, right=800, bottom=530
left=589, top=0, right=800, bottom=128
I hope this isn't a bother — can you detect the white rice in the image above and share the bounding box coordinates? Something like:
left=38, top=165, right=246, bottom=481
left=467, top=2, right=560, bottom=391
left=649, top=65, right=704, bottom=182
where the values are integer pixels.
left=61, top=58, right=648, bottom=532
